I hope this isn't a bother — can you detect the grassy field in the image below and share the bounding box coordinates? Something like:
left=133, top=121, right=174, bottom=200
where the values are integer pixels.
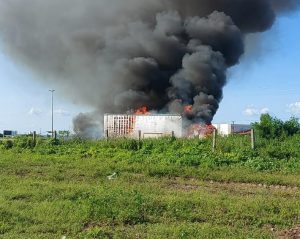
left=1, top=136, right=300, bottom=238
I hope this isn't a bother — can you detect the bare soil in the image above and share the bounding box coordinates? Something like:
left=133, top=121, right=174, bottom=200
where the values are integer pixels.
left=277, top=225, right=300, bottom=239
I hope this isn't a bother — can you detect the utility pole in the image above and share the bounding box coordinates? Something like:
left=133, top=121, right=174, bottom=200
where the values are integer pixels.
left=49, top=89, right=55, bottom=138
left=231, top=121, right=235, bottom=135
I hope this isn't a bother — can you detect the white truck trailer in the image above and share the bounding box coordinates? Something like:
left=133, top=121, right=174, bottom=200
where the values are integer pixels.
left=104, top=114, right=182, bottom=139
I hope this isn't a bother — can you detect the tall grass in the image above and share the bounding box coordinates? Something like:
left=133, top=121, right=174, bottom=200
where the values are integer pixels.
left=1, top=135, right=300, bottom=238
left=2, top=134, right=300, bottom=174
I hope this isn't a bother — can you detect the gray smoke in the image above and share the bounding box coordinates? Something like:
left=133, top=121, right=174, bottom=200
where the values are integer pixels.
left=0, top=0, right=299, bottom=137
left=73, top=112, right=102, bottom=139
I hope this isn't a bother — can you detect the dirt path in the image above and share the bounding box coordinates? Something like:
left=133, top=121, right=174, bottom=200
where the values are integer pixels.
left=164, top=177, right=299, bottom=192
left=277, top=225, right=300, bottom=239
left=162, top=177, right=300, bottom=239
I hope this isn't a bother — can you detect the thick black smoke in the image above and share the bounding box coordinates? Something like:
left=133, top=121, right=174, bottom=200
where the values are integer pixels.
left=0, top=0, right=299, bottom=137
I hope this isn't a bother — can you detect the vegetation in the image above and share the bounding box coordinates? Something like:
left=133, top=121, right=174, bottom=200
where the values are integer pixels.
left=253, top=114, right=300, bottom=139
left=1, top=120, right=300, bottom=238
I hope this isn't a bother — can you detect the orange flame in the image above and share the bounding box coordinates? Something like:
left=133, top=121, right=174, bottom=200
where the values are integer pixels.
left=184, top=105, right=193, bottom=113
left=187, top=124, right=216, bottom=138
left=135, top=106, right=150, bottom=115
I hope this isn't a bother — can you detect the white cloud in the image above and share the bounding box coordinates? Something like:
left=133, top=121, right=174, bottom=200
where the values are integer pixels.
left=287, top=102, right=300, bottom=114
left=54, top=109, right=70, bottom=117
left=243, top=107, right=258, bottom=116
left=243, top=107, right=269, bottom=116
left=260, top=107, right=270, bottom=114
left=28, top=107, right=42, bottom=116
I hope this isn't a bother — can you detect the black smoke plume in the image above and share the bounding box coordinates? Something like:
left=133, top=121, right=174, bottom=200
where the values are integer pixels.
left=0, top=0, right=299, bottom=137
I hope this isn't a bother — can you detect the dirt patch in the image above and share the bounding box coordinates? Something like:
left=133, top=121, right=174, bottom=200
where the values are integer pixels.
left=167, top=183, right=200, bottom=191
left=165, top=178, right=300, bottom=195
left=206, top=181, right=299, bottom=192
left=277, top=225, right=300, bottom=239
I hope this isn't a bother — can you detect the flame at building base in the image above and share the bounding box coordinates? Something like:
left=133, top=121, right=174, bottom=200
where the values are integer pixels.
left=186, top=123, right=216, bottom=138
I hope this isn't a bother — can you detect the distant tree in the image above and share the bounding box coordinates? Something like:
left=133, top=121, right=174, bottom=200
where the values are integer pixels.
left=253, top=114, right=278, bottom=139
left=253, top=114, right=300, bottom=139
left=283, top=117, right=300, bottom=136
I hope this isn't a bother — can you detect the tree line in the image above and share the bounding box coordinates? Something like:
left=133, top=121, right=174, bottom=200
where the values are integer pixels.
left=253, top=114, right=300, bottom=139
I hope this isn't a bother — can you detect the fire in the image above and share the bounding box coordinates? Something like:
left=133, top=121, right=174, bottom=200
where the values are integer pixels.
left=135, top=106, right=150, bottom=115
left=187, top=124, right=216, bottom=138
left=184, top=105, right=193, bottom=114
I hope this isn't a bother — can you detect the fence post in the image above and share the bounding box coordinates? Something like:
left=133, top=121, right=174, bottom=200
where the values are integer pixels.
left=105, top=129, right=109, bottom=141
left=251, top=129, right=256, bottom=150
left=171, top=131, right=175, bottom=139
left=212, top=129, right=217, bottom=152
left=33, top=131, right=37, bottom=144
left=138, top=130, right=142, bottom=150
left=54, top=131, right=57, bottom=140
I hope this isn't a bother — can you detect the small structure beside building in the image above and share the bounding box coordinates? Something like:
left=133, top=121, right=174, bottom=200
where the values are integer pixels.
left=212, top=124, right=251, bottom=136
left=104, top=114, right=183, bottom=139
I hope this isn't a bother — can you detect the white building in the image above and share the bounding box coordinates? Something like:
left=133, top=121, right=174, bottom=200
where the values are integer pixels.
left=104, top=114, right=182, bottom=139
left=212, top=124, right=251, bottom=136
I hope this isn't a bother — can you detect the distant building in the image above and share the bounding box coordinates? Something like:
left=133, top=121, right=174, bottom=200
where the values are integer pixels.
left=3, top=130, right=18, bottom=137
left=212, top=124, right=251, bottom=136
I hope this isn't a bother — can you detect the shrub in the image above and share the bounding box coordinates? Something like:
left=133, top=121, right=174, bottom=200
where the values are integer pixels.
left=3, top=140, right=14, bottom=149
left=14, top=136, right=36, bottom=149
left=121, top=139, right=139, bottom=151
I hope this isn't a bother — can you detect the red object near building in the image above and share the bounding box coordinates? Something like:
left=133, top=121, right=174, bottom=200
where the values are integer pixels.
left=187, top=124, right=216, bottom=138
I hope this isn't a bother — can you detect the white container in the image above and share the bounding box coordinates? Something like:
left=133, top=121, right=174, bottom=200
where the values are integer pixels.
left=104, top=114, right=182, bottom=139
left=212, top=124, right=251, bottom=136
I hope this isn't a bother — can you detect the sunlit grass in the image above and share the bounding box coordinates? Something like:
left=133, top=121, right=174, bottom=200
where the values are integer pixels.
left=1, top=135, right=300, bottom=238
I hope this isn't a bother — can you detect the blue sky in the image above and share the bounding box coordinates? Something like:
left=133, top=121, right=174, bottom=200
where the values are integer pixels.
left=215, top=11, right=300, bottom=124
left=0, top=11, right=300, bottom=133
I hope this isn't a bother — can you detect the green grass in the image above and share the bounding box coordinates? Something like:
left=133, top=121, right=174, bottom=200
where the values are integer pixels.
left=1, top=136, right=300, bottom=238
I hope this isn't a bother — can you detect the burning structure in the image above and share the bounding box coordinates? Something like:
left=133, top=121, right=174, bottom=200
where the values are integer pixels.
left=0, top=0, right=299, bottom=138
left=104, top=114, right=182, bottom=139
left=104, top=114, right=253, bottom=139
left=104, top=106, right=182, bottom=139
